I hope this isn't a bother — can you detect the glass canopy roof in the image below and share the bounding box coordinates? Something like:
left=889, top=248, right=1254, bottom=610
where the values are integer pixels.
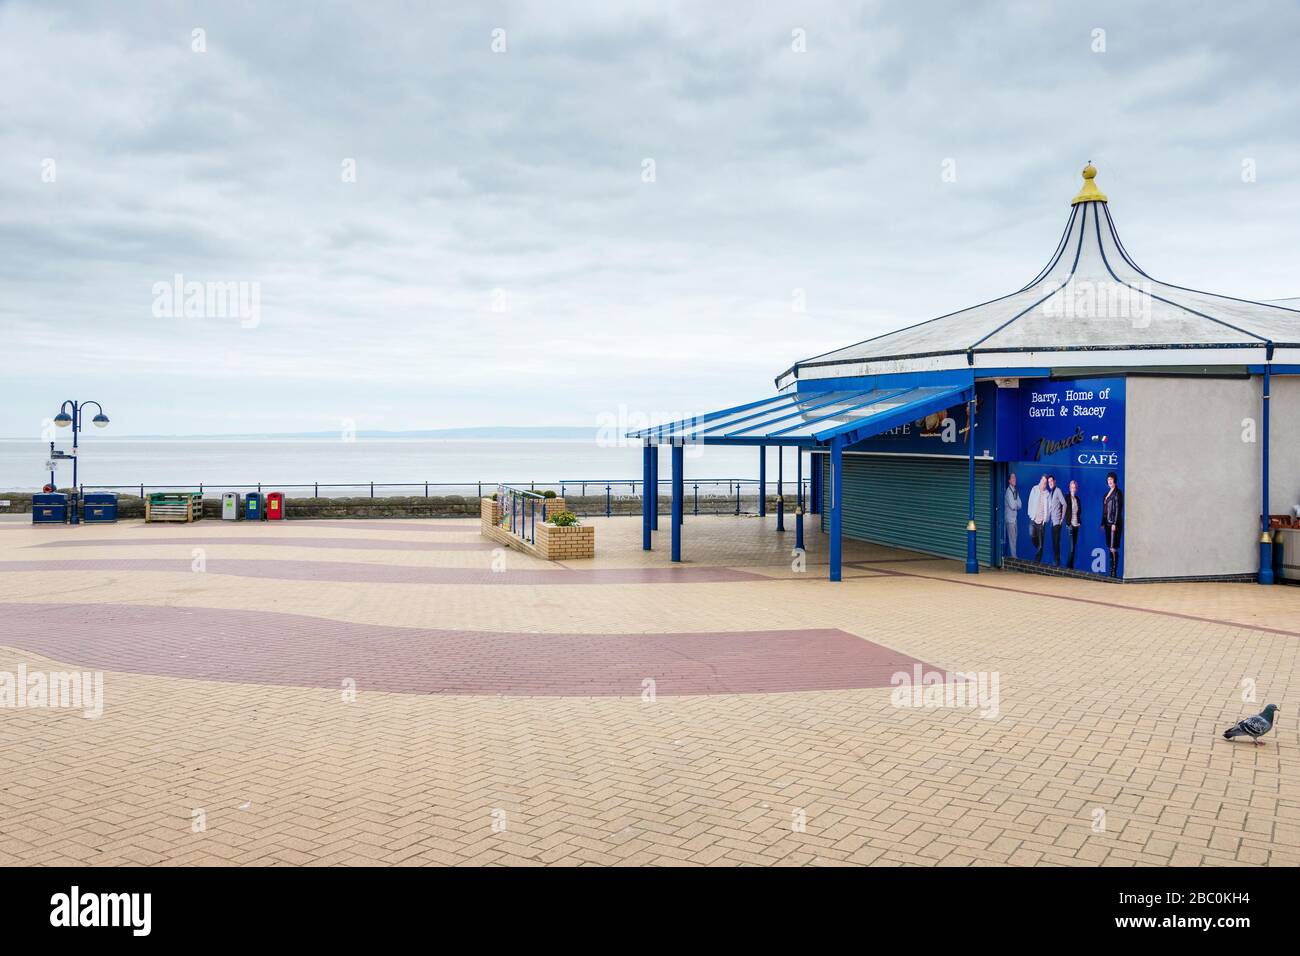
left=627, top=384, right=969, bottom=447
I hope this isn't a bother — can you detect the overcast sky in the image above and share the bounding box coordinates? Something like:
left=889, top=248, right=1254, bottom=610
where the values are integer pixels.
left=2, top=0, right=1299, bottom=437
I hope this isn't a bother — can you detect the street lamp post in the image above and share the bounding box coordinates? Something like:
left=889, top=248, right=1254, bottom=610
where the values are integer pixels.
left=53, top=400, right=109, bottom=519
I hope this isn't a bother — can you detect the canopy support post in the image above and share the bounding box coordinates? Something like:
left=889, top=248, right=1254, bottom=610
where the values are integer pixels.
left=758, top=446, right=766, bottom=517
left=671, top=442, right=683, bottom=562
left=810, top=452, right=821, bottom=514
left=642, top=442, right=653, bottom=551
left=966, top=388, right=979, bottom=574
left=795, top=448, right=805, bottom=552
left=1260, top=362, right=1275, bottom=584
left=776, top=446, right=785, bottom=532
left=650, top=445, right=659, bottom=530
left=829, top=438, right=843, bottom=582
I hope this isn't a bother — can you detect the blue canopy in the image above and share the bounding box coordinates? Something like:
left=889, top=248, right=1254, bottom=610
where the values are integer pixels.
left=626, top=383, right=970, bottom=447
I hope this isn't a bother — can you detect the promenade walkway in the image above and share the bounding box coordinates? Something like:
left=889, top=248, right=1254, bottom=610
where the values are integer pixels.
left=0, top=514, right=1296, bottom=866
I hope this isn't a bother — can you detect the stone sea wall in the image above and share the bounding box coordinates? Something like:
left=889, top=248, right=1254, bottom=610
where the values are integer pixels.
left=1, top=490, right=804, bottom=520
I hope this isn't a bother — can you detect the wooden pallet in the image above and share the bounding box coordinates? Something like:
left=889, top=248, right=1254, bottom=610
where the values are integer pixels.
left=145, top=494, right=204, bottom=523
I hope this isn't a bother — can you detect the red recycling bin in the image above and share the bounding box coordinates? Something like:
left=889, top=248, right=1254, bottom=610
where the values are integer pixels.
left=266, top=491, right=284, bottom=520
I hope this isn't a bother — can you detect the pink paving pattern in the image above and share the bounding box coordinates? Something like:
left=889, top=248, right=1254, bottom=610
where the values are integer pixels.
left=0, top=603, right=933, bottom=696
left=0, top=558, right=764, bottom=585
left=279, top=520, right=481, bottom=533
left=27, top=536, right=494, bottom=552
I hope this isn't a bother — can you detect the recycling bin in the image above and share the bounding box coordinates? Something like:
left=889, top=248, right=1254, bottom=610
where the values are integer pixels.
left=32, top=492, right=68, bottom=524
left=245, top=492, right=263, bottom=521
left=82, top=492, right=119, bottom=523
left=266, top=491, right=284, bottom=520
left=222, top=492, right=242, bottom=520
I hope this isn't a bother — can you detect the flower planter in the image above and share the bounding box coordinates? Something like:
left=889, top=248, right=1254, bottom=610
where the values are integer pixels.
left=535, top=521, right=595, bottom=559
left=481, top=497, right=592, bottom=560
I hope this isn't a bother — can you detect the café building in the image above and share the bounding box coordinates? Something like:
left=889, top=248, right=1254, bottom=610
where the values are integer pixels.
left=630, top=165, right=1300, bottom=583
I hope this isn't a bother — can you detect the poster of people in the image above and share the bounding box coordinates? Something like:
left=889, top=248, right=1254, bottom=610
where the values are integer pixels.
left=855, top=382, right=994, bottom=457
left=1003, top=378, right=1125, bottom=578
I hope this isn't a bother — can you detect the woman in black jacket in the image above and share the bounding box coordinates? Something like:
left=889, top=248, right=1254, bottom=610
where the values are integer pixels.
left=1064, top=479, right=1083, bottom=569
left=1101, top=471, right=1123, bottom=577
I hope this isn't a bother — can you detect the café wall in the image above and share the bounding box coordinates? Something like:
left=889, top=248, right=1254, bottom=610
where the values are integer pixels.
left=1124, top=376, right=1261, bottom=579
left=1269, top=375, right=1300, bottom=517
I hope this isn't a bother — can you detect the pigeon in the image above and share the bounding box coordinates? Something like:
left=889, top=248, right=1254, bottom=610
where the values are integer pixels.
left=1222, top=704, right=1279, bottom=746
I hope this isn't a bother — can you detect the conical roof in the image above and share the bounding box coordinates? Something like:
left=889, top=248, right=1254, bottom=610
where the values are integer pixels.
left=778, top=165, right=1300, bottom=388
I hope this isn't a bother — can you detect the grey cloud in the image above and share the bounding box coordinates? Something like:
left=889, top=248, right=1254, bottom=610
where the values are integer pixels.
left=1, top=0, right=1299, bottom=436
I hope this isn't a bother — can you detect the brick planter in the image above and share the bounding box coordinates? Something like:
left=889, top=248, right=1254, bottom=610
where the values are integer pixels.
left=480, top=497, right=592, bottom=560
left=535, top=521, right=595, bottom=559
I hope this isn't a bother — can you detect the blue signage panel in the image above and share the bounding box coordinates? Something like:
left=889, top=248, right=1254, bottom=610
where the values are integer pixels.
left=1003, top=378, right=1126, bottom=578
left=1018, top=377, right=1124, bottom=470
left=847, top=381, right=997, bottom=458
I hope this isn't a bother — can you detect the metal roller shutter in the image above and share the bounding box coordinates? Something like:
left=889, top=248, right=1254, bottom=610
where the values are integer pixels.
left=821, top=454, right=995, bottom=565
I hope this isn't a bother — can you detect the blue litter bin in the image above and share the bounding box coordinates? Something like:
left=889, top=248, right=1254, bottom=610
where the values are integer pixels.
left=245, top=492, right=263, bottom=521
left=32, top=492, right=68, bottom=524
left=82, top=492, right=119, bottom=523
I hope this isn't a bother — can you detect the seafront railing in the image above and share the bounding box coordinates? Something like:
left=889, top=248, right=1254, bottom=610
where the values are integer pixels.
left=497, top=484, right=549, bottom=544
left=65, top=477, right=812, bottom=518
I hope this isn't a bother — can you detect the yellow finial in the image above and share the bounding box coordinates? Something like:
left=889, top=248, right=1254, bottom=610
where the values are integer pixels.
left=1071, top=162, right=1108, bottom=205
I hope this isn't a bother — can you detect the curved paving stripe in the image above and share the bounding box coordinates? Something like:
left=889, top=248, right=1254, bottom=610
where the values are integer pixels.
left=0, top=557, right=764, bottom=585
left=27, top=536, right=493, bottom=552
left=0, top=602, right=930, bottom=696
left=283, top=520, right=481, bottom=533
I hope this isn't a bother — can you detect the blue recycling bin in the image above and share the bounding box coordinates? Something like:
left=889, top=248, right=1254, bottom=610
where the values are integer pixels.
left=82, top=492, right=119, bottom=523
left=32, top=492, right=68, bottom=524
left=245, top=492, right=263, bottom=521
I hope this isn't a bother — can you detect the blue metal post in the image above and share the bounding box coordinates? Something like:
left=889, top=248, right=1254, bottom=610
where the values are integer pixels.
left=810, top=452, right=821, bottom=514
left=671, top=443, right=683, bottom=562
left=641, top=443, right=652, bottom=550
left=966, top=389, right=979, bottom=574
left=651, top=446, right=659, bottom=530
left=829, top=439, right=843, bottom=582
left=776, top=446, right=785, bottom=532
left=678, top=461, right=685, bottom=526
left=795, top=449, right=804, bottom=552
left=56, top=399, right=106, bottom=521
left=70, top=404, right=80, bottom=504
left=1260, top=362, right=1274, bottom=584
left=758, top=446, right=766, bottom=517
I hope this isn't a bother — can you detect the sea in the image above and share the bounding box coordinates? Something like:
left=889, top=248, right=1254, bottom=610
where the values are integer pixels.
left=0, top=438, right=778, bottom=498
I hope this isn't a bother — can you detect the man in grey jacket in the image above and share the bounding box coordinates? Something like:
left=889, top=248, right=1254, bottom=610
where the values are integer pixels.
left=1004, top=473, right=1021, bottom=558
left=1027, top=475, right=1049, bottom=562
left=1047, top=475, right=1067, bottom=565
